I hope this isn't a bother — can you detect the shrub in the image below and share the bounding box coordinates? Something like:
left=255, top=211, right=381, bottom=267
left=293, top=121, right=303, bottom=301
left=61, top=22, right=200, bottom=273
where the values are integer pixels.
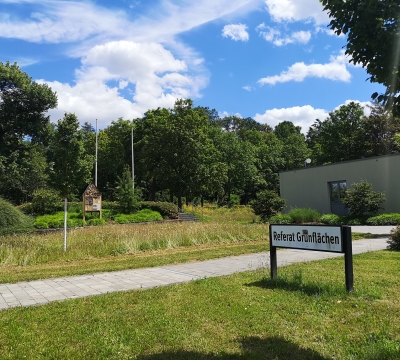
left=33, top=220, right=49, bottom=229
left=87, top=218, right=106, bottom=226
left=0, top=197, right=34, bottom=234
left=288, top=208, right=321, bottom=224
left=138, top=201, right=178, bottom=219
left=269, top=214, right=293, bottom=224
left=342, top=180, right=386, bottom=216
left=34, top=212, right=86, bottom=229
left=115, top=167, right=138, bottom=214
left=387, top=226, right=400, bottom=251
left=345, top=216, right=368, bottom=225
left=320, top=214, right=341, bottom=225
left=114, top=209, right=162, bottom=224
left=31, top=188, right=63, bottom=215
left=251, top=190, right=285, bottom=222
left=366, top=214, right=400, bottom=226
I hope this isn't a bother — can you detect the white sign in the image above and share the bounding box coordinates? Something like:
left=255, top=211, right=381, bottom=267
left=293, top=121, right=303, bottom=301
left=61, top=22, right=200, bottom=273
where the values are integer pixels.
left=270, top=225, right=343, bottom=253
left=92, top=204, right=100, bottom=211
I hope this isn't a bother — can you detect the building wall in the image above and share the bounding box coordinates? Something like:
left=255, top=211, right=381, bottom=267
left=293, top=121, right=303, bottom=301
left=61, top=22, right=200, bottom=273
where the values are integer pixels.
left=280, top=154, right=400, bottom=214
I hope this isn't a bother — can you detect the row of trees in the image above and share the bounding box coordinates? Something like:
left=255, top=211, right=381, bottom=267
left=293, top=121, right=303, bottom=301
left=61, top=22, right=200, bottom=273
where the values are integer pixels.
left=1, top=61, right=400, bottom=207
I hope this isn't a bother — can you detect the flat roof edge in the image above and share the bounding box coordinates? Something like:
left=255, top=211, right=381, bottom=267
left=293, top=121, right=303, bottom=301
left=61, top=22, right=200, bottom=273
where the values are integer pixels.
left=279, top=153, right=400, bottom=174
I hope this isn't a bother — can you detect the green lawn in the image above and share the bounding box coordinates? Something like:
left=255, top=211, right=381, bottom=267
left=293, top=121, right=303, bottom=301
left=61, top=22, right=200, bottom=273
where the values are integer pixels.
left=0, top=250, right=399, bottom=359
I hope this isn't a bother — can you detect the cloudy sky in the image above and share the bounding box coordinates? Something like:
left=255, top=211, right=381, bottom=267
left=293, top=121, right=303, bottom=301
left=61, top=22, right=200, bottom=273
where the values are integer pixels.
left=0, top=0, right=384, bottom=132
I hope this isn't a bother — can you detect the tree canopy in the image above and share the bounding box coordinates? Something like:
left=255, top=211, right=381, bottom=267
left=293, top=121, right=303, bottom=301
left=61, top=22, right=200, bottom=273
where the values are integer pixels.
left=321, top=0, right=400, bottom=114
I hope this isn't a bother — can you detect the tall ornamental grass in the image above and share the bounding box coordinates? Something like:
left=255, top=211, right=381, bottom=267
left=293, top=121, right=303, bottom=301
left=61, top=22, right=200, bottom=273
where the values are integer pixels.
left=0, top=221, right=268, bottom=266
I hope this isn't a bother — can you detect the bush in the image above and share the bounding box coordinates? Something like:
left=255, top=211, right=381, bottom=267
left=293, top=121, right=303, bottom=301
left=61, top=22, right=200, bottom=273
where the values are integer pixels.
left=342, top=180, right=386, bottom=216
left=31, top=188, right=63, bottom=215
left=251, top=190, right=286, bottom=222
left=269, top=214, right=293, bottom=224
left=345, top=216, right=368, bottom=225
left=366, top=214, right=400, bottom=226
left=34, top=212, right=86, bottom=229
left=0, top=197, right=34, bottom=234
left=114, top=209, right=162, bottom=224
left=320, top=214, right=341, bottom=225
left=115, top=167, right=138, bottom=214
left=87, top=218, right=106, bottom=226
left=387, top=226, right=400, bottom=250
left=138, top=201, right=178, bottom=219
left=288, top=208, right=321, bottom=224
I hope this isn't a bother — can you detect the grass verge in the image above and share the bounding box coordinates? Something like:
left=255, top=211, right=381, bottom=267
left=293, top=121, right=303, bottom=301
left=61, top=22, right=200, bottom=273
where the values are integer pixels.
left=0, top=251, right=399, bottom=359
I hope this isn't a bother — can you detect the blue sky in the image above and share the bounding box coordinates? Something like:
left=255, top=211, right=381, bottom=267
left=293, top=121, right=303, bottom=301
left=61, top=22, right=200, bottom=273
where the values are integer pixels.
left=0, top=0, right=385, bottom=132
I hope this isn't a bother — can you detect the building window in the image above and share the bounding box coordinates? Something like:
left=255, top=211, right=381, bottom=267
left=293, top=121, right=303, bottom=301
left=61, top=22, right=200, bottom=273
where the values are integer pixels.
left=330, top=181, right=347, bottom=203
left=329, top=181, right=348, bottom=215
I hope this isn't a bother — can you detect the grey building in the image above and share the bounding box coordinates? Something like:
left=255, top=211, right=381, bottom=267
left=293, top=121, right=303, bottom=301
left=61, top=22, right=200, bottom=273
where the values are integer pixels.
left=280, top=153, right=400, bottom=215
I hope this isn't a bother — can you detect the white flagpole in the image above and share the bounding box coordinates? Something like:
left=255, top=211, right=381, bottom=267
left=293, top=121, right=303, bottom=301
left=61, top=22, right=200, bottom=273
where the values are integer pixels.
left=95, top=119, right=98, bottom=186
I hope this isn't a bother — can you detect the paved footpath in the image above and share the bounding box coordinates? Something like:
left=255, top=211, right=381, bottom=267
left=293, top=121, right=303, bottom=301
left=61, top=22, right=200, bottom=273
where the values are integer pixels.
left=0, top=232, right=391, bottom=311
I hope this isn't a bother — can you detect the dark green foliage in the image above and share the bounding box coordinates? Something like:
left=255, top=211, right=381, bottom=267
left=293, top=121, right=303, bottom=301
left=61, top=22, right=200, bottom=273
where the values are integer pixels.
left=366, top=214, right=400, bottom=226
left=320, top=214, right=341, bottom=225
left=288, top=208, right=321, bottom=224
left=86, top=218, right=106, bottom=226
left=48, top=113, right=94, bottom=199
left=321, top=0, right=400, bottom=115
left=307, top=102, right=366, bottom=164
left=0, top=197, right=34, bottom=234
left=342, top=180, right=386, bottom=216
left=387, top=226, right=400, bottom=250
left=269, top=214, right=293, bottom=224
left=138, top=201, right=178, bottom=219
left=33, top=212, right=86, bottom=229
left=0, top=61, right=57, bottom=154
left=113, top=209, right=162, bottom=224
left=115, top=167, right=137, bottom=214
left=251, top=190, right=286, bottom=222
left=345, top=216, right=369, bottom=226
left=31, top=188, right=62, bottom=215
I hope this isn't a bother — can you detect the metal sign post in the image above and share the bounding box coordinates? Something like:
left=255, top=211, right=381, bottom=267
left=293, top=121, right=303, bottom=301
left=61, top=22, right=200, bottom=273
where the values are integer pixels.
left=269, top=224, right=353, bottom=292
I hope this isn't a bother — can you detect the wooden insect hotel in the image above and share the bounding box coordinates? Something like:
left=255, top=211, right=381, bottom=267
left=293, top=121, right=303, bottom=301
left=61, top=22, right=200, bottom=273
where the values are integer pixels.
left=82, top=182, right=102, bottom=220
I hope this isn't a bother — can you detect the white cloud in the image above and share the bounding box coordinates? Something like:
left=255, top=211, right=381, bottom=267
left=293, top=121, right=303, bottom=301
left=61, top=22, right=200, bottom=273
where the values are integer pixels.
left=42, top=40, right=207, bottom=127
left=258, top=51, right=353, bottom=85
left=242, top=85, right=252, bottom=91
left=0, top=0, right=259, bottom=127
left=222, top=23, right=249, bottom=41
left=256, top=24, right=311, bottom=46
left=264, top=0, right=329, bottom=25
left=335, top=99, right=372, bottom=116
left=254, top=100, right=373, bottom=134
left=254, top=105, right=329, bottom=133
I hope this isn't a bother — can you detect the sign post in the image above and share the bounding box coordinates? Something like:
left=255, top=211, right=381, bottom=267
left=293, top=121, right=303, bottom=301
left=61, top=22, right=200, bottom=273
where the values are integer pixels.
left=269, top=224, right=353, bottom=292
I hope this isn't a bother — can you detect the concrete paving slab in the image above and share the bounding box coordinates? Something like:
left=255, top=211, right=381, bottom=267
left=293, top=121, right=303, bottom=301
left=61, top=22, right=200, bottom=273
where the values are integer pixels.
left=0, top=237, right=390, bottom=311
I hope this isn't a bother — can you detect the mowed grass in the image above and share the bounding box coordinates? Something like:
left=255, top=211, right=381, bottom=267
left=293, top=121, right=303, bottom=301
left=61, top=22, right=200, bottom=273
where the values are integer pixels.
left=0, top=207, right=269, bottom=283
left=0, top=250, right=399, bottom=359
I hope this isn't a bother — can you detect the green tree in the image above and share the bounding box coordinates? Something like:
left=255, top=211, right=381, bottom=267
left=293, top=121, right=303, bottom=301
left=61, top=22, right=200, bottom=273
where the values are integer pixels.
left=320, top=0, right=400, bottom=114
left=274, top=121, right=311, bottom=170
left=97, top=118, right=133, bottom=199
left=115, top=167, right=138, bottom=214
left=0, top=61, right=57, bottom=204
left=251, top=190, right=286, bottom=222
left=48, top=113, right=94, bottom=251
left=342, top=180, right=386, bottom=216
left=138, top=99, right=219, bottom=210
left=307, top=102, right=366, bottom=164
left=0, top=61, right=57, bottom=154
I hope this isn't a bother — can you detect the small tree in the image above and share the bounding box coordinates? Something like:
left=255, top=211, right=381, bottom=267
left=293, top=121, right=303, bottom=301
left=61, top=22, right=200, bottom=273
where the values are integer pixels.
left=342, top=180, right=385, bottom=216
left=387, top=226, right=400, bottom=251
left=115, top=167, right=138, bottom=214
left=48, top=113, right=94, bottom=251
left=31, top=188, right=62, bottom=215
left=251, top=190, right=286, bottom=222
